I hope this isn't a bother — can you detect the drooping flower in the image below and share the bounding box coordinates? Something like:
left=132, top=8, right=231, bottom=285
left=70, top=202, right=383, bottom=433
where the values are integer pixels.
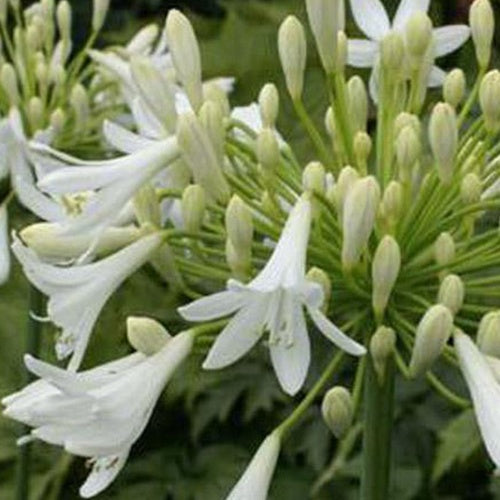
left=178, top=196, right=366, bottom=396
left=12, top=232, right=164, bottom=370
left=347, top=0, right=470, bottom=97
left=226, top=432, right=281, bottom=500
left=455, top=330, right=500, bottom=467
left=2, top=327, right=194, bottom=498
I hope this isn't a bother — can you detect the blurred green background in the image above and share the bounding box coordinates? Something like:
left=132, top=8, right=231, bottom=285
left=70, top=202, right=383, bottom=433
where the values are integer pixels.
left=2, top=1, right=500, bottom=499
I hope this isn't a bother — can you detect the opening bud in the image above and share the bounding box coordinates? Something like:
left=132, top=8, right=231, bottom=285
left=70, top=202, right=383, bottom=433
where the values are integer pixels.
left=370, top=326, right=396, bottom=384
left=461, top=173, right=482, bottom=205
left=470, top=0, right=494, bottom=69
left=306, top=267, right=331, bottom=314
left=226, top=195, right=254, bottom=253
left=321, top=386, right=353, bottom=439
left=182, top=184, right=206, bottom=233
left=259, top=83, right=279, bottom=128
left=434, top=232, right=455, bottom=267
left=302, top=161, right=326, bottom=195
left=347, top=76, right=368, bottom=132
left=126, top=316, right=171, bottom=356
left=409, top=304, right=454, bottom=377
left=92, top=0, right=110, bottom=32
left=438, top=274, right=465, bottom=316
left=278, top=15, right=306, bottom=100
left=480, top=70, right=500, bottom=134
left=477, top=311, right=500, bottom=358
left=443, top=69, right=466, bottom=108
left=405, top=12, right=432, bottom=60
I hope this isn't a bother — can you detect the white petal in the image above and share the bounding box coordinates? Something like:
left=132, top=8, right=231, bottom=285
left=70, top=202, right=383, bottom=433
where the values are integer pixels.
left=428, top=66, right=447, bottom=87
left=103, top=120, right=156, bottom=154
left=349, top=0, right=390, bottom=41
left=456, top=332, right=500, bottom=467
left=434, top=25, right=470, bottom=58
left=347, top=39, right=378, bottom=68
left=392, top=0, right=430, bottom=31
left=178, top=290, right=247, bottom=322
left=307, top=308, right=366, bottom=356
left=227, top=433, right=281, bottom=500
left=0, top=205, right=10, bottom=284
left=80, top=451, right=130, bottom=498
left=205, top=77, right=236, bottom=94
left=203, top=296, right=267, bottom=369
left=14, top=177, right=65, bottom=222
left=231, top=104, right=263, bottom=132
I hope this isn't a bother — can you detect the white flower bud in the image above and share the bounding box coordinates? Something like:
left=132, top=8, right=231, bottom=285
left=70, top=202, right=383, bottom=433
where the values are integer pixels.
left=165, top=10, right=203, bottom=111
left=480, top=70, right=500, bottom=134
left=370, top=326, right=396, bottom=384
left=302, top=161, right=325, bottom=195
left=461, top=173, right=482, bottom=205
left=334, top=165, right=359, bottom=214
left=382, top=181, right=404, bottom=224
left=28, top=96, right=44, bottom=132
left=470, top=0, right=494, bottom=68
left=372, top=235, right=401, bottom=317
left=305, top=0, right=345, bottom=73
left=477, top=311, right=500, bottom=358
left=306, top=267, right=331, bottom=313
left=1, top=63, right=19, bottom=104
left=405, top=12, right=432, bottom=60
left=438, top=274, right=465, bottom=315
left=181, top=184, right=206, bottom=233
left=325, top=106, right=335, bottom=137
left=226, top=237, right=250, bottom=277
left=49, top=107, right=66, bottom=132
left=396, top=125, right=420, bottom=177
left=342, top=176, right=381, bottom=270
left=92, top=0, right=110, bottom=32
left=56, top=0, right=72, bottom=41
left=70, top=83, right=89, bottom=132
left=354, top=131, right=372, bottom=168
left=347, top=76, right=368, bottom=132
left=126, top=316, right=171, bottom=356
left=336, top=30, right=347, bottom=72
left=199, top=100, right=225, bottom=163
left=278, top=15, right=306, bottom=100
left=26, top=25, right=41, bottom=51
left=226, top=194, right=254, bottom=253
left=429, top=103, right=458, bottom=184
left=257, top=128, right=280, bottom=171
left=35, top=61, right=48, bottom=86
left=434, top=232, right=455, bottom=267
left=321, top=386, right=353, bottom=439
left=409, top=305, right=454, bottom=377
left=381, top=31, right=405, bottom=71
left=394, top=112, right=421, bottom=138
left=258, top=83, right=279, bottom=128
left=443, top=69, right=466, bottom=108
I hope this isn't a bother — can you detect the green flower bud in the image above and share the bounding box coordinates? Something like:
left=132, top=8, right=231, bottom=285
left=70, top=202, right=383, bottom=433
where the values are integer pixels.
left=477, top=311, right=500, bottom=357
left=370, top=326, right=396, bottom=384
left=429, top=103, right=458, bottom=184
left=28, top=96, right=44, bottom=132
left=92, top=0, right=110, bottom=32
left=381, top=31, right=405, bottom=71
left=182, top=184, right=206, bottom=233
left=226, top=195, right=254, bottom=253
left=306, top=267, right=331, bottom=313
left=26, top=25, right=41, bottom=51
left=470, top=0, right=494, bottom=69
left=199, top=100, right=225, bottom=163
left=134, top=184, right=161, bottom=227
left=257, top=128, right=280, bottom=172
left=278, top=15, right=306, bottom=100
left=461, top=173, right=482, bottom=205
left=325, top=106, right=335, bottom=138
left=354, top=131, right=372, bottom=168
left=336, top=30, right=347, bottom=72
left=347, top=76, right=368, bottom=132
left=438, top=274, right=465, bottom=315
left=35, top=61, right=48, bottom=86
left=396, top=125, right=421, bottom=177
left=342, top=176, right=381, bottom=270
left=70, top=83, right=89, bottom=131
left=302, top=161, right=326, bottom=195
left=321, top=386, right=353, bottom=439
left=443, top=69, right=466, bottom=108
left=409, top=304, right=454, bottom=377
left=434, top=232, right=455, bottom=267
left=372, top=235, right=401, bottom=317
left=480, top=70, right=500, bottom=134
left=127, top=316, right=171, bottom=356
left=382, top=181, right=404, bottom=224
left=405, top=12, right=432, bottom=60
left=165, top=9, right=203, bottom=111
left=226, top=238, right=250, bottom=277
left=1, top=63, right=19, bottom=105
left=56, top=0, right=72, bottom=41
left=305, top=0, right=345, bottom=73
left=258, top=83, right=279, bottom=128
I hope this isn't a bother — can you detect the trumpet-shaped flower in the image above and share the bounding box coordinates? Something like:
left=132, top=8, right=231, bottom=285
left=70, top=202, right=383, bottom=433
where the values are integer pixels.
left=12, top=232, right=164, bottom=370
left=2, top=329, right=194, bottom=498
left=178, top=196, right=366, bottom=395
left=226, top=432, right=281, bottom=500
left=347, top=0, right=470, bottom=97
left=455, top=330, right=500, bottom=467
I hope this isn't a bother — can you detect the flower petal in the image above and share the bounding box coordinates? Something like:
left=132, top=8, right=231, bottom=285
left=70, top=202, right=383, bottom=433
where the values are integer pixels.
left=392, top=0, right=430, bottom=31
left=434, top=25, right=470, bottom=58
left=103, top=120, right=156, bottom=154
left=347, top=39, right=378, bottom=68
left=178, top=289, right=247, bottom=322
left=307, top=307, right=366, bottom=356
left=428, top=66, right=447, bottom=87
left=349, top=0, right=390, bottom=41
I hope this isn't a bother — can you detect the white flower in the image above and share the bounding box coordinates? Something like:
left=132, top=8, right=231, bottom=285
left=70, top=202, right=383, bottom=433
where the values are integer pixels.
left=2, top=329, right=194, bottom=498
left=0, top=204, right=10, bottom=285
left=455, top=330, right=500, bottom=467
left=178, top=196, right=365, bottom=395
left=347, top=0, right=470, bottom=97
left=12, top=232, right=164, bottom=370
left=226, top=432, right=281, bottom=500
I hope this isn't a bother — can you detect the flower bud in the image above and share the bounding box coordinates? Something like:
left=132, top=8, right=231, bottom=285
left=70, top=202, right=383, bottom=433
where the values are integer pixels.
left=1, top=63, right=19, bottom=105
left=199, top=100, right=225, bottom=163
left=347, top=76, right=368, bottom=132
left=429, top=103, right=458, bottom=184
left=382, top=181, right=404, bottom=224
left=480, top=70, right=500, bottom=133
left=443, top=69, right=466, bottom=108
left=438, top=274, right=465, bottom=315
left=306, top=267, right=331, bottom=313
left=305, top=0, right=345, bottom=73
left=434, top=232, right=455, bottom=267
left=257, top=128, right=280, bottom=172
left=259, top=83, right=279, bottom=128
left=396, top=125, right=420, bottom=176
left=181, top=184, right=206, bottom=233
left=278, top=15, right=306, bottom=100
left=226, top=195, right=254, bottom=253
left=372, top=235, right=401, bottom=317
left=334, top=165, right=359, bottom=215
left=477, top=311, right=500, bottom=358
left=325, top=106, right=335, bottom=137
left=336, top=31, right=347, bottom=72
left=70, top=83, right=89, bottom=131
left=381, top=31, right=405, bottom=71
left=461, top=173, right=482, bottom=205
left=126, top=316, right=171, bottom=356
left=35, top=61, right=48, bottom=86
left=28, top=96, right=44, bottom=132
left=354, top=132, right=372, bottom=168
left=49, top=107, right=66, bottom=132
left=226, top=238, right=250, bottom=277
left=177, top=111, right=230, bottom=204
left=470, top=0, right=494, bottom=68
left=394, top=112, right=421, bottom=138
left=405, top=12, right=432, bottom=60
left=92, top=0, right=110, bottom=32
left=165, top=10, right=203, bottom=111
left=302, top=161, right=325, bottom=195
left=342, top=176, right=381, bottom=270
left=56, top=0, right=71, bottom=41
left=26, top=25, right=41, bottom=51
left=203, top=83, right=230, bottom=117
left=321, top=386, right=353, bottom=439
left=409, top=305, right=454, bottom=377
left=370, top=326, right=396, bottom=384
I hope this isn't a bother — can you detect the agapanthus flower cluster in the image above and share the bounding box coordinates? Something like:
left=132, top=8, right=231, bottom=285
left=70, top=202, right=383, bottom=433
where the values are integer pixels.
left=3, top=0, right=500, bottom=498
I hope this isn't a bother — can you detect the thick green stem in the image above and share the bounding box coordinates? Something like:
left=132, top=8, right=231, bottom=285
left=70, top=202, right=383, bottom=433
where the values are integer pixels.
left=361, top=355, right=395, bottom=500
